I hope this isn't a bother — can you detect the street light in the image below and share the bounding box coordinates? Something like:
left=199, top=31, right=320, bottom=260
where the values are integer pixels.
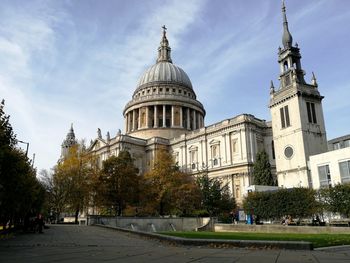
left=18, top=140, right=29, bottom=156
left=32, top=153, right=35, bottom=168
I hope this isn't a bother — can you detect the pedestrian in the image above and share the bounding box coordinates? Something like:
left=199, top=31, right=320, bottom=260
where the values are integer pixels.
left=36, top=214, right=44, bottom=233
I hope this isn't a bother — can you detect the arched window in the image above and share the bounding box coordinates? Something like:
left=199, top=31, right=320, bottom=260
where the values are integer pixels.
left=284, top=61, right=288, bottom=71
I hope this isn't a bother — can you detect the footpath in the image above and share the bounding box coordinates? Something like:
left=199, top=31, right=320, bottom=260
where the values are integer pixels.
left=0, top=225, right=349, bottom=263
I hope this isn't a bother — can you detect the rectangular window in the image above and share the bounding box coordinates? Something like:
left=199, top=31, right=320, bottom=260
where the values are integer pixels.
left=280, top=105, right=290, bottom=128
left=190, top=150, right=197, bottom=164
left=318, top=165, right=331, bottom=187
left=285, top=106, right=290, bottom=127
left=333, top=142, right=341, bottom=150
left=280, top=107, right=285, bottom=128
left=306, top=102, right=317, bottom=124
left=231, top=139, right=238, bottom=155
left=339, top=161, right=350, bottom=183
left=211, top=145, right=220, bottom=166
left=344, top=140, right=350, bottom=148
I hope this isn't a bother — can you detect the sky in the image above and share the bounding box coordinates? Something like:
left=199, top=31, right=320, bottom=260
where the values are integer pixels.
left=1, top=0, right=350, bottom=173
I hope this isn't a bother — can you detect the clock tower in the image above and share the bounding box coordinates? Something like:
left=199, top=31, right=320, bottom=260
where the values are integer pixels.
left=269, top=1, right=327, bottom=188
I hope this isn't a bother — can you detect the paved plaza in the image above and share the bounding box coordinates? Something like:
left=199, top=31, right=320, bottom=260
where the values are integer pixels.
left=1, top=225, right=350, bottom=263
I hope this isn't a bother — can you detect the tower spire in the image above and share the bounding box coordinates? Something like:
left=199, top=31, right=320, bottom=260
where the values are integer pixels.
left=157, top=25, right=172, bottom=63
left=282, top=0, right=293, bottom=49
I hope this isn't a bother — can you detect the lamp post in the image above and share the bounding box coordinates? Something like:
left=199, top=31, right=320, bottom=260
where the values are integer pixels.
left=32, top=153, right=35, bottom=167
left=18, top=140, right=29, bottom=156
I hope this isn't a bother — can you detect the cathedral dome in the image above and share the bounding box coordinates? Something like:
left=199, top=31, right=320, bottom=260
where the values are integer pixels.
left=137, top=61, right=193, bottom=90
left=123, top=26, right=205, bottom=140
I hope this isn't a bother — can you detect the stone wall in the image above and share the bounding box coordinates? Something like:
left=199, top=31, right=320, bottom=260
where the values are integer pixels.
left=88, top=216, right=210, bottom=232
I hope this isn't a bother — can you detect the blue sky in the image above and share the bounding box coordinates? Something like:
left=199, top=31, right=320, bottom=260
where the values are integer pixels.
left=1, top=0, right=349, bottom=172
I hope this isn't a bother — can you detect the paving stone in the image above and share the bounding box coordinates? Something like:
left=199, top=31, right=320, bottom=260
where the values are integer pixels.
left=0, top=225, right=350, bottom=263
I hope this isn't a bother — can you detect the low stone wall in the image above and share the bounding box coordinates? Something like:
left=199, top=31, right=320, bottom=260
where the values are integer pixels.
left=88, top=216, right=210, bottom=232
left=215, top=223, right=350, bottom=234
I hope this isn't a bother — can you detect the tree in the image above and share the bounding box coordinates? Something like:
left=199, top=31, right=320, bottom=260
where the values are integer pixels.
left=252, top=151, right=275, bottom=186
left=141, top=150, right=200, bottom=216
left=321, top=183, right=350, bottom=217
left=0, top=100, right=45, bottom=229
left=196, top=173, right=236, bottom=217
left=55, top=143, right=90, bottom=223
left=40, top=169, right=71, bottom=222
left=96, top=151, right=139, bottom=216
left=243, top=187, right=319, bottom=220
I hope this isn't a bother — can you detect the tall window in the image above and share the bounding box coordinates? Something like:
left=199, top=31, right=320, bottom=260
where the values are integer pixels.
left=344, top=140, right=350, bottom=148
left=280, top=105, right=290, bottom=128
left=174, top=152, right=179, bottom=166
left=306, top=102, right=317, bottom=124
left=211, top=144, right=220, bottom=166
left=190, top=150, right=197, bottom=169
left=231, top=139, right=238, bottom=158
left=271, top=140, right=276, bottom=160
left=333, top=142, right=341, bottom=150
left=339, top=160, right=350, bottom=183
left=318, top=165, right=331, bottom=187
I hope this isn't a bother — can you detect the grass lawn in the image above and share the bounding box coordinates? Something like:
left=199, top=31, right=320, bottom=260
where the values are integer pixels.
left=159, top=231, right=350, bottom=248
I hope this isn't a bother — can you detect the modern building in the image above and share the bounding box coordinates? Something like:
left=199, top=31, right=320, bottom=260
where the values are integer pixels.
left=58, top=2, right=348, bottom=206
left=309, top=134, right=350, bottom=189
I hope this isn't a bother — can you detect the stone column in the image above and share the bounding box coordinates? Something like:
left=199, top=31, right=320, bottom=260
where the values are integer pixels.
left=162, top=105, right=166, bottom=127
left=187, top=108, right=190, bottom=130
left=124, top=115, right=127, bottom=133
left=171, top=105, right=174, bottom=127
left=138, top=108, right=141, bottom=129
left=146, top=106, right=150, bottom=128
left=154, top=105, right=158, bottom=128
left=132, top=110, right=136, bottom=131
left=180, top=107, right=183, bottom=128
left=192, top=110, right=196, bottom=130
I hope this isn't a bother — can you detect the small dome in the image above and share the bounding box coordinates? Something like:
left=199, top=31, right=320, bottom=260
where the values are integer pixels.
left=137, top=61, right=193, bottom=90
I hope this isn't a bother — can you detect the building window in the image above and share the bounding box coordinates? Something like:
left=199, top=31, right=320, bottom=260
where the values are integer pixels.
left=318, top=165, right=331, bottom=187
left=231, top=139, right=238, bottom=160
left=333, top=142, right=341, bottom=150
left=271, top=140, right=275, bottom=160
left=211, top=144, right=220, bottom=166
left=190, top=150, right=197, bottom=170
left=344, top=140, right=350, bottom=148
left=306, top=102, right=317, bottom=124
left=339, top=160, right=350, bottom=183
left=235, top=185, right=240, bottom=199
left=173, top=152, right=179, bottom=166
left=280, top=105, right=290, bottom=128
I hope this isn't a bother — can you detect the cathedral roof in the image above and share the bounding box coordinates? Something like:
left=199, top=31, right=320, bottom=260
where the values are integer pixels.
left=136, top=25, right=193, bottom=90
left=137, top=61, right=192, bottom=90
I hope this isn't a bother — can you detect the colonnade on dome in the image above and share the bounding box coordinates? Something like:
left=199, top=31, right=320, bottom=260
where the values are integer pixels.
left=125, top=104, right=204, bottom=133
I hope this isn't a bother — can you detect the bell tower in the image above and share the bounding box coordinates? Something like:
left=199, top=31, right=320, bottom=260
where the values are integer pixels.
left=269, top=1, right=327, bottom=188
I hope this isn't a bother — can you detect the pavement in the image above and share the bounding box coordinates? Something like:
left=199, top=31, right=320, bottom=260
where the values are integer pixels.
left=0, top=225, right=349, bottom=263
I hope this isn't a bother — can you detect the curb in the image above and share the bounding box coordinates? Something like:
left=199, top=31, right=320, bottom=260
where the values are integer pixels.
left=94, top=224, right=313, bottom=250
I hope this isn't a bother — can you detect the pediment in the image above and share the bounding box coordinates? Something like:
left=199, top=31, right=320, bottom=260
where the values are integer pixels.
left=209, top=139, right=220, bottom=145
